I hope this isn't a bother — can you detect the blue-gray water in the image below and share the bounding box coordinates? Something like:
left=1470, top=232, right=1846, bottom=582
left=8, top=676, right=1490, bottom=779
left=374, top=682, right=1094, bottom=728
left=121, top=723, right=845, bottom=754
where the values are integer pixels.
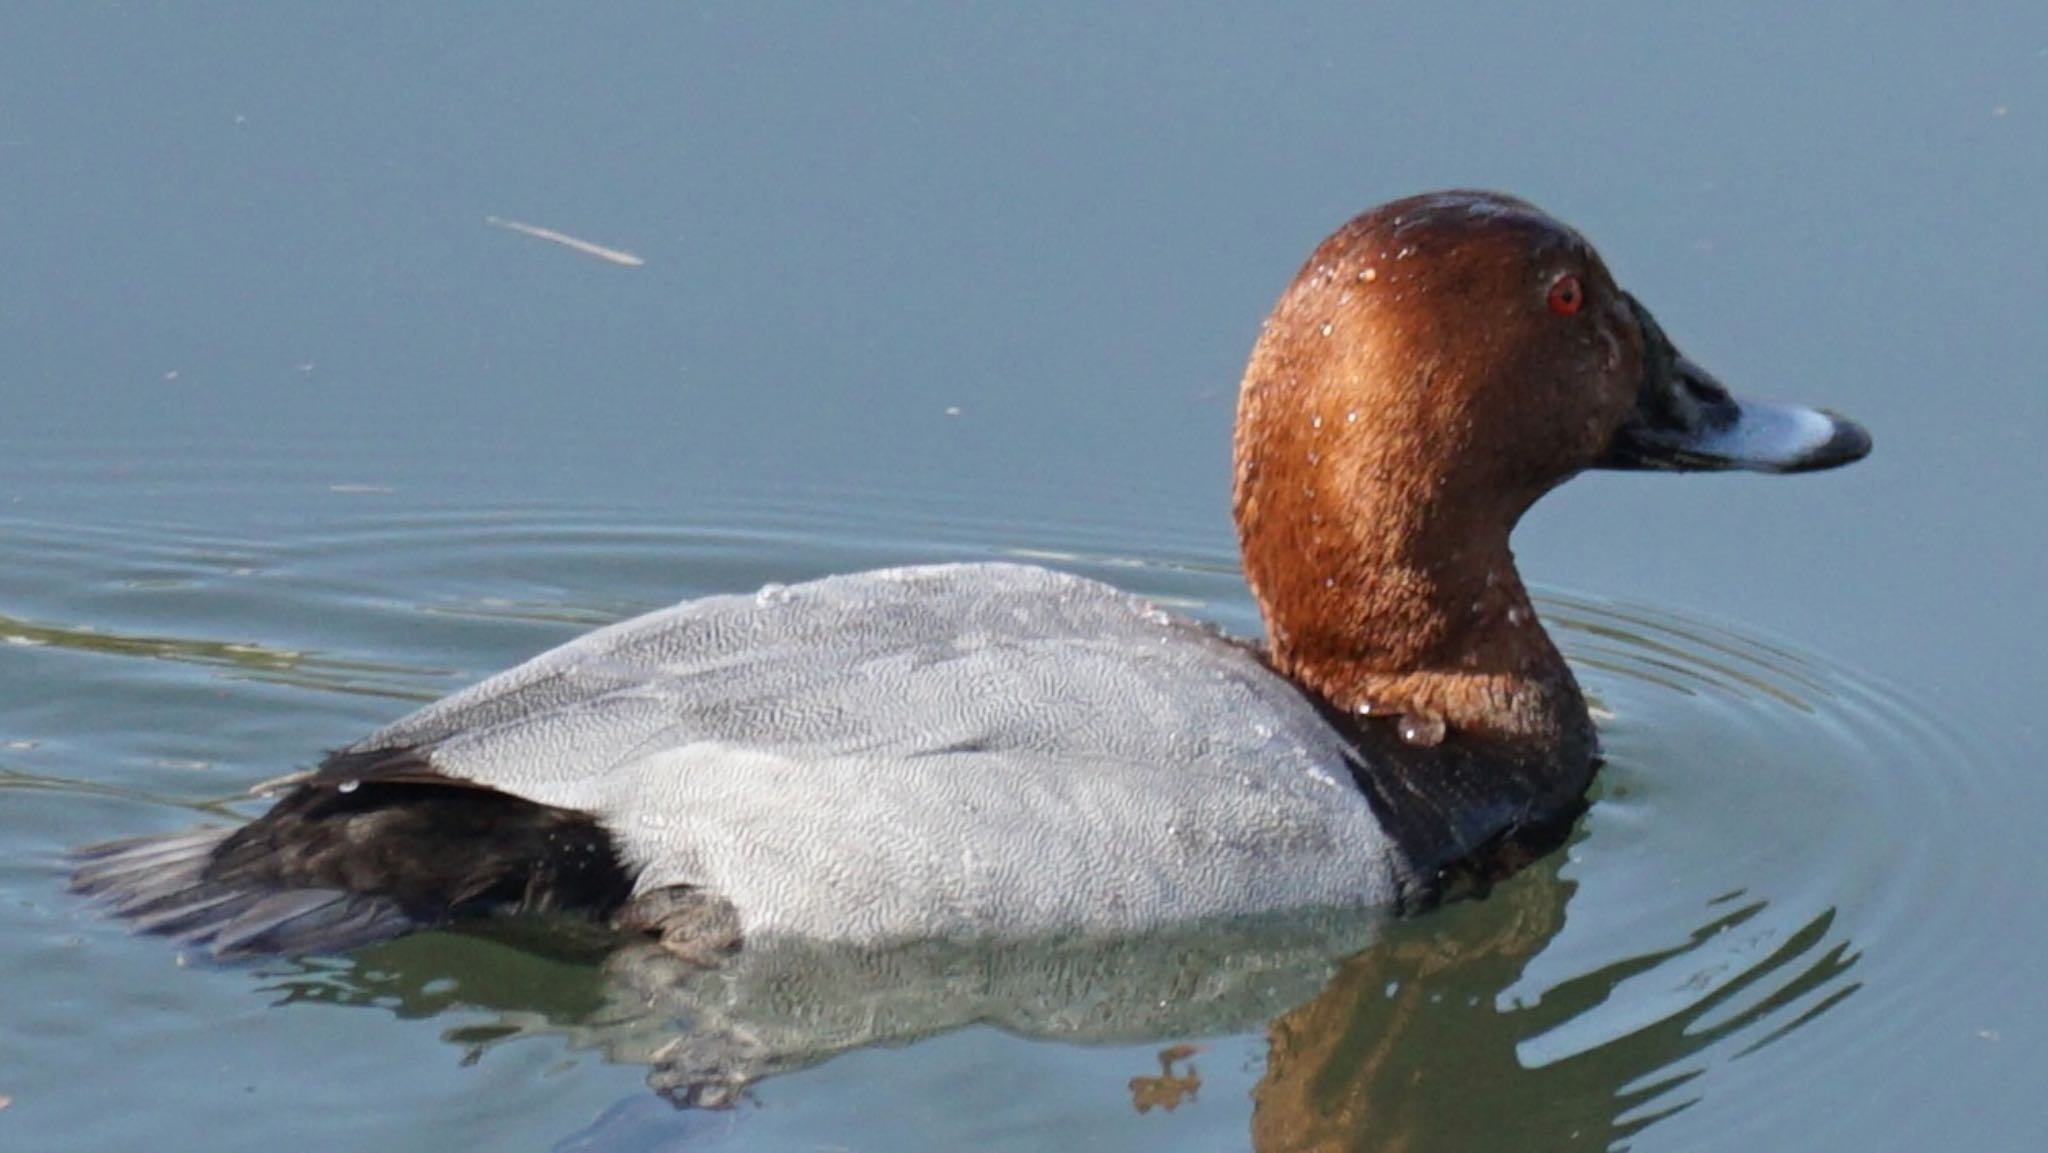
left=3, top=6, right=2043, bottom=1151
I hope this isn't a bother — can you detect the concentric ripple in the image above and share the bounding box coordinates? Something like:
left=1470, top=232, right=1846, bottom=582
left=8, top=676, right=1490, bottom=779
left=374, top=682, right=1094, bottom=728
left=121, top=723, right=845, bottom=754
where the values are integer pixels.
left=1481, top=590, right=2009, bottom=1148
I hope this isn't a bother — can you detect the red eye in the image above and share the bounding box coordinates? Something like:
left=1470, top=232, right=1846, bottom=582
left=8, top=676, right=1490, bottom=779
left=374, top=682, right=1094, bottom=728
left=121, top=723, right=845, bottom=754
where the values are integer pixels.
left=1547, top=274, right=1584, bottom=316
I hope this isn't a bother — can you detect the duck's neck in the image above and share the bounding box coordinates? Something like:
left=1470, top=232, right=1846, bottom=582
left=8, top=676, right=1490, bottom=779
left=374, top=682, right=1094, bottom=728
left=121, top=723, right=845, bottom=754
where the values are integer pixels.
left=1235, top=471, right=1593, bottom=759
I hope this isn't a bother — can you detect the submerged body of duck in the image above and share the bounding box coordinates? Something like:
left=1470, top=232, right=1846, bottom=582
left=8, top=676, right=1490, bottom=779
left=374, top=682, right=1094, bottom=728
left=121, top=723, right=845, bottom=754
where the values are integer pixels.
left=75, top=190, right=1870, bottom=959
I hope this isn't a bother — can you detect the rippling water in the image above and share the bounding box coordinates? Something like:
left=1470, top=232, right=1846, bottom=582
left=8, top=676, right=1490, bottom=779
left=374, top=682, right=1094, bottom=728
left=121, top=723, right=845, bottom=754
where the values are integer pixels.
left=0, top=502, right=2008, bottom=1152
left=7, top=0, right=2048, bottom=1142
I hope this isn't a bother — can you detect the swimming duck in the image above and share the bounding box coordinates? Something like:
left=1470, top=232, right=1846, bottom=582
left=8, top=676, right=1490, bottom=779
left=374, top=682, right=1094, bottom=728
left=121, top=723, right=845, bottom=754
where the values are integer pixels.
left=74, top=191, right=1870, bottom=959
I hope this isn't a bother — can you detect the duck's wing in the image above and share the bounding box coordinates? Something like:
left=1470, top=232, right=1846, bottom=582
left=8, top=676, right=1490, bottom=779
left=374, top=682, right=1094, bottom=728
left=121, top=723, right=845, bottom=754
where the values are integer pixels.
left=349, top=562, right=1334, bottom=797
left=351, top=563, right=1398, bottom=938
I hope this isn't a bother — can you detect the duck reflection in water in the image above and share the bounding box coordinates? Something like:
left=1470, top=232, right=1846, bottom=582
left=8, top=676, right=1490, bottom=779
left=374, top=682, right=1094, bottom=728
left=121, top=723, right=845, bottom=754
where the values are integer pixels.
left=257, top=832, right=1855, bottom=1152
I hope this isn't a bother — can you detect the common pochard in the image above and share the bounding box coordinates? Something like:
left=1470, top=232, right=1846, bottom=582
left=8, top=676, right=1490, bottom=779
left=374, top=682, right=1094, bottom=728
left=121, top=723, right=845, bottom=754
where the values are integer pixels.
left=76, top=191, right=1870, bottom=958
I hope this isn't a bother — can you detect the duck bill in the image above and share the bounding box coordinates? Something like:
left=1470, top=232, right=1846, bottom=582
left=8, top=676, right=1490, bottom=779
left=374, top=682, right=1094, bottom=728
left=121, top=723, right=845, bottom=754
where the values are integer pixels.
left=1599, top=295, right=1872, bottom=474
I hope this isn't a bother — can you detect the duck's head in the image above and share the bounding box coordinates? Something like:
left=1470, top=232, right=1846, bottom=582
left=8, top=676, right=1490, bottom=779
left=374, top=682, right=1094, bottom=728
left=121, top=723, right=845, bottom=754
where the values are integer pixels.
left=1232, top=190, right=1869, bottom=755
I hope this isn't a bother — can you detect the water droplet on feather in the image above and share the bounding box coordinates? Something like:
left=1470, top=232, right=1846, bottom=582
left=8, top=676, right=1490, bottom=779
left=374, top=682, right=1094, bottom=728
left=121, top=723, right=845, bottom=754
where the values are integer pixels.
left=1397, top=712, right=1447, bottom=747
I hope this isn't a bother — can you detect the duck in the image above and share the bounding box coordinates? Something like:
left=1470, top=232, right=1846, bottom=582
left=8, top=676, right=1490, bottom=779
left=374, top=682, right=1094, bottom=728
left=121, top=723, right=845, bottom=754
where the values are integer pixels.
left=74, top=190, right=1870, bottom=960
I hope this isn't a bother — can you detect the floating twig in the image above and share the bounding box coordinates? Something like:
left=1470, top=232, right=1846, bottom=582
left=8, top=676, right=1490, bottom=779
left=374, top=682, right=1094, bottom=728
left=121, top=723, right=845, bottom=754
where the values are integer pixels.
left=485, top=215, right=645, bottom=267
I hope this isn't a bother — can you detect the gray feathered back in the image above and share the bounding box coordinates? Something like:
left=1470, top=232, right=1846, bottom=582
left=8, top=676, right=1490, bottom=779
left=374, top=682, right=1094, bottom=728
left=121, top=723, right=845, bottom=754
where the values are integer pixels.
left=352, top=564, right=1406, bottom=943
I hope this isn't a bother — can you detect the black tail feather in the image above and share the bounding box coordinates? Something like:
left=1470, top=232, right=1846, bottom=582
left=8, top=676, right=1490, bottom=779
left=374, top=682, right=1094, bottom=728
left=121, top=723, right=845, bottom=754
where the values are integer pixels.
left=71, top=827, right=421, bottom=957
left=73, top=768, right=636, bottom=958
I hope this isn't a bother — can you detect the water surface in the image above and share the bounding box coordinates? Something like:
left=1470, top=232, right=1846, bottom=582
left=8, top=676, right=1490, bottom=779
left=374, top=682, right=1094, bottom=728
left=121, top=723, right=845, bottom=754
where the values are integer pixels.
left=3, top=5, right=2045, bottom=1151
